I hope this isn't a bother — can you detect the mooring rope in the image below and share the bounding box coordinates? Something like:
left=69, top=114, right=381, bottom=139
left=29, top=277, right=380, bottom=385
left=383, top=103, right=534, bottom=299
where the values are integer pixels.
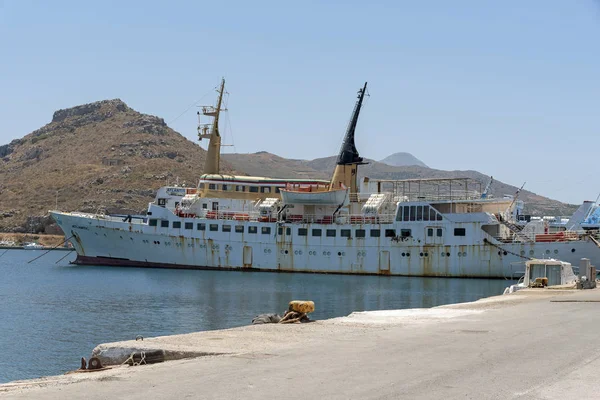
left=27, top=235, right=73, bottom=264
left=122, top=351, right=147, bottom=367
left=483, top=238, right=532, bottom=260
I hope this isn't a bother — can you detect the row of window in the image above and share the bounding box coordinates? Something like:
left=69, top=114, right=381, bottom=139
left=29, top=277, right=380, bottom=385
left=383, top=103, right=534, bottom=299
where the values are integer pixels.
left=396, top=205, right=443, bottom=222
left=200, top=183, right=280, bottom=194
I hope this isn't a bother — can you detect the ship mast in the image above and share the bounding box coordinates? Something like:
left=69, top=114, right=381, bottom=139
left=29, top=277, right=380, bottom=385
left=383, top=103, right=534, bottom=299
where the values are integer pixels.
left=198, top=78, right=226, bottom=175
left=330, top=82, right=368, bottom=197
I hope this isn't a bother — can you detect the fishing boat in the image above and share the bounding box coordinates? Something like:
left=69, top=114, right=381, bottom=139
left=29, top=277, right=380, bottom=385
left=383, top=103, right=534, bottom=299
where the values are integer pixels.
left=50, top=80, right=600, bottom=278
left=23, top=242, right=44, bottom=250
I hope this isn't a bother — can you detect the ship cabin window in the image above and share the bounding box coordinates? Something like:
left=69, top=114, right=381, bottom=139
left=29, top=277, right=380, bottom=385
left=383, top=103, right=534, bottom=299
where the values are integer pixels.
left=400, top=229, right=411, bottom=238
left=278, top=227, right=292, bottom=235
left=430, top=208, right=436, bottom=221
left=185, top=222, right=193, bottom=230
left=355, top=229, right=366, bottom=238
left=370, top=229, right=381, bottom=237
left=427, top=228, right=433, bottom=237
left=312, top=229, right=322, bottom=237
left=454, top=228, right=466, bottom=236
left=436, top=228, right=443, bottom=237
left=235, top=185, right=245, bottom=192
left=202, top=203, right=208, bottom=209
left=385, top=229, right=397, bottom=238
left=157, top=198, right=166, bottom=207
left=423, top=206, right=430, bottom=221
left=403, top=206, right=409, bottom=221
left=197, top=223, right=206, bottom=231
left=416, top=206, right=423, bottom=221
left=326, top=229, right=336, bottom=237
left=248, top=226, right=257, bottom=234
left=208, top=184, right=216, bottom=190
left=249, top=186, right=259, bottom=193
left=222, top=225, right=231, bottom=232
left=436, top=211, right=442, bottom=221
left=261, top=227, right=271, bottom=235
left=297, top=228, right=307, bottom=236
left=172, top=221, right=181, bottom=229
left=275, top=187, right=282, bottom=193
left=199, top=183, right=205, bottom=189
left=149, top=219, right=158, bottom=227
left=221, top=184, right=228, bottom=191
left=160, top=220, right=169, bottom=228
left=341, top=229, right=351, bottom=238
left=410, top=206, right=416, bottom=221
left=235, top=225, right=244, bottom=233
left=260, top=187, right=270, bottom=193
left=209, top=224, right=218, bottom=232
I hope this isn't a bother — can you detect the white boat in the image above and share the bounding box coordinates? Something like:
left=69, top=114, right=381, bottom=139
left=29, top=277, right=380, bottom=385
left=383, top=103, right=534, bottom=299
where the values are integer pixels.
left=280, top=187, right=349, bottom=206
left=504, top=258, right=579, bottom=294
left=49, top=81, right=600, bottom=278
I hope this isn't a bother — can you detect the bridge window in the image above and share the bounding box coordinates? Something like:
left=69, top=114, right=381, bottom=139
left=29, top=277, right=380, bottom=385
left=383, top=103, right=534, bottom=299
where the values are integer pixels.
left=261, top=187, right=270, bottom=193
left=197, top=223, right=205, bottom=231
left=454, top=228, right=466, bottom=236
left=403, top=206, right=409, bottom=222
left=298, top=228, right=307, bottom=236
left=341, top=229, right=351, bottom=238
left=410, top=206, right=416, bottom=221
left=436, top=212, right=442, bottom=221
left=249, top=186, right=259, bottom=193
left=209, top=224, right=218, bottom=232
left=261, top=227, right=271, bottom=235
left=370, top=229, right=380, bottom=237
left=248, top=226, right=257, bottom=234
left=160, top=220, right=169, bottom=228
left=416, top=206, right=423, bottom=221
left=429, top=208, right=436, bottom=221
left=326, top=229, right=336, bottom=237
left=221, top=184, right=228, bottom=191
left=185, top=222, right=193, bottom=230
left=172, top=221, right=181, bottom=229
left=312, top=229, right=322, bottom=237
left=208, top=184, right=216, bottom=190
left=386, top=229, right=397, bottom=238
left=427, top=228, right=433, bottom=237
left=149, top=219, right=158, bottom=227
left=235, top=185, right=245, bottom=192
left=235, top=225, right=244, bottom=233
left=423, top=206, right=430, bottom=221
left=400, top=229, right=411, bottom=238
left=355, top=229, right=365, bottom=238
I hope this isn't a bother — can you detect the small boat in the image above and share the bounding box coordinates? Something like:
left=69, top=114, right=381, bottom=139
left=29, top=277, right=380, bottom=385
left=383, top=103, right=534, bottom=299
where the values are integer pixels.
left=23, top=242, right=44, bottom=250
left=504, top=258, right=578, bottom=294
left=280, top=187, right=349, bottom=206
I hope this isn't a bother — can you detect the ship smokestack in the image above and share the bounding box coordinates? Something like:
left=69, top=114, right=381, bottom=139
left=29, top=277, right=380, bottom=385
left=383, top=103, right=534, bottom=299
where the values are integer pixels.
left=330, top=82, right=368, bottom=197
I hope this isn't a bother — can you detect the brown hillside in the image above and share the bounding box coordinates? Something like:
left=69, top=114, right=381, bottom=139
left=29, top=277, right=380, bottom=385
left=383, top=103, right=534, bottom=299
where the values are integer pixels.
left=223, top=153, right=578, bottom=216
left=0, top=99, right=235, bottom=232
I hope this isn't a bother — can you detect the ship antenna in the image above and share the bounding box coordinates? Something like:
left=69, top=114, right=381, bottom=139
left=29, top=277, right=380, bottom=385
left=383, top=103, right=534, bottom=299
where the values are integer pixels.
left=198, top=78, right=226, bottom=175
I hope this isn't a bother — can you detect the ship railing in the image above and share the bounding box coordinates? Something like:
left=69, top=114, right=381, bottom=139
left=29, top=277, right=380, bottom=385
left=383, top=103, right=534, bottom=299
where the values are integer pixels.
left=492, top=229, right=598, bottom=244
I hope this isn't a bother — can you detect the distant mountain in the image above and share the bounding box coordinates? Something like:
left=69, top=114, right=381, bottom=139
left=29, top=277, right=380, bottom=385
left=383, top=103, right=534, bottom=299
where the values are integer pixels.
left=0, top=99, right=237, bottom=232
left=380, top=152, right=428, bottom=168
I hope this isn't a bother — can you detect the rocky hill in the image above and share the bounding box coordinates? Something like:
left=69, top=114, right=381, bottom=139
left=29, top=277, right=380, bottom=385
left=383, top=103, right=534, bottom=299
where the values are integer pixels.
left=0, top=99, right=236, bottom=232
left=222, top=152, right=577, bottom=216
left=379, top=152, right=428, bottom=168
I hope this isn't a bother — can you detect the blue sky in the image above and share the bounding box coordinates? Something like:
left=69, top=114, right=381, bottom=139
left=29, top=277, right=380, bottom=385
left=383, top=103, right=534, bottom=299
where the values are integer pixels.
left=1, top=0, right=599, bottom=205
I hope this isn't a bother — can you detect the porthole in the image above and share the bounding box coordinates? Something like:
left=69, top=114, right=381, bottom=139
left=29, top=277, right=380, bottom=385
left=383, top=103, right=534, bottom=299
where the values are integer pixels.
left=462, top=252, right=467, bottom=257
left=338, top=252, right=342, bottom=256
left=420, top=252, right=424, bottom=257
left=571, top=248, right=576, bottom=253
left=402, top=252, right=406, bottom=257
left=285, top=250, right=289, bottom=254
left=446, top=252, right=450, bottom=257
left=503, top=251, right=507, bottom=256
left=424, top=252, right=428, bottom=257
left=498, top=251, right=501, bottom=256
left=520, top=250, right=525, bottom=256
left=268, top=249, right=272, bottom=253
left=545, top=249, right=550, bottom=255
left=406, top=252, right=410, bottom=257
left=327, top=251, right=331, bottom=256
left=529, top=250, right=535, bottom=256
left=441, top=252, right=445, bottom=257
left=341, top=252, right=345, bottom=256
left=458, top=252, right=462, bottom=258
left=554, top=249, right=558, bottom=254
left=323, top=251, right=327, bottom=256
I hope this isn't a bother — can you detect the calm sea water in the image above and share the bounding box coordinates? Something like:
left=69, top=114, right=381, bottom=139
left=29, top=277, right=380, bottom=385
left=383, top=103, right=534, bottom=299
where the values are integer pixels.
left=0, top=249, right=514, bottom=383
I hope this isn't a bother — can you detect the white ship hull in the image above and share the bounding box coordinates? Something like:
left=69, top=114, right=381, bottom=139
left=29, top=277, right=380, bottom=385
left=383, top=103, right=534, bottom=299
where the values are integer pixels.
left=52, top=211, right=600, bottom=279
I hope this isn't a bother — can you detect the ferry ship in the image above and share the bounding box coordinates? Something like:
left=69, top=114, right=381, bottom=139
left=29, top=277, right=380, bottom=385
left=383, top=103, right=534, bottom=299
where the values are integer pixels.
left=50, top=80, right=600, bottom=278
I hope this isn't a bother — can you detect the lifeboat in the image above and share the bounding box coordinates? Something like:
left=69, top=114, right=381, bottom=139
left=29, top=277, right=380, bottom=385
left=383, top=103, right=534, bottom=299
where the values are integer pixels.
left=280, top=188, right=349, bottom=206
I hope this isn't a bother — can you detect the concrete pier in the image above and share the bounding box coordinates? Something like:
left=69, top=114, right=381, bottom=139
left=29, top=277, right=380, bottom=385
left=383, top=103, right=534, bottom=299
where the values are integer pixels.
left=2, top=288, right=600, bottom=399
